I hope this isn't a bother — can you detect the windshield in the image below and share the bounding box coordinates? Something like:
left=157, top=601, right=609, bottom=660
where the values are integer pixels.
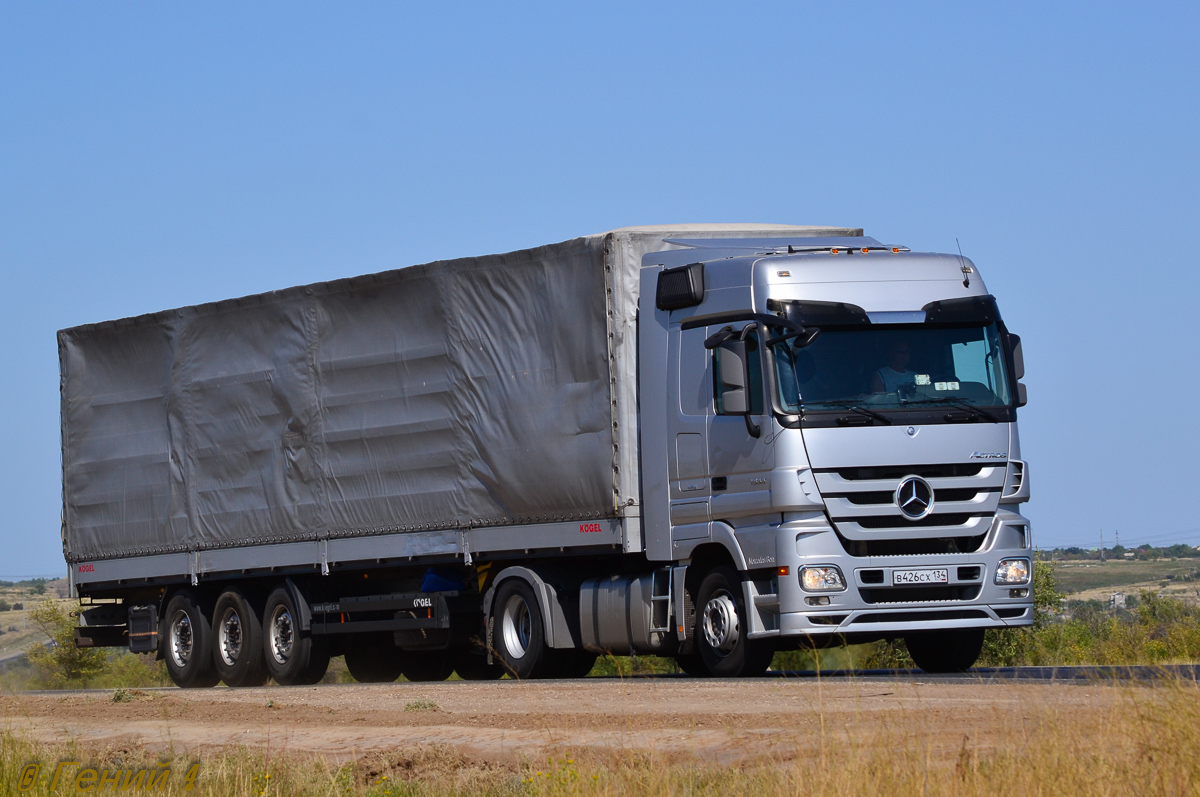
left=773, top=322, right=1012, bottom=413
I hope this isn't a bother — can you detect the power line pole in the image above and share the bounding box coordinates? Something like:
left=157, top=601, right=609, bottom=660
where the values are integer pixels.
left=1100, top=528, right=1105, bottom=562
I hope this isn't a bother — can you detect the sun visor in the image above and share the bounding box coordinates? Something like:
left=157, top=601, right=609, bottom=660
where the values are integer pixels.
left=921, top=295, right=1000, bottom=325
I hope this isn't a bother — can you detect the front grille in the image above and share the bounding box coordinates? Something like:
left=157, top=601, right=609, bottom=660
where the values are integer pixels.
left=860, top=585, right=982, bottom=604
left=838, top=487, right=988, bottom=506
left=957, top=566, right=981, bottom=581
left=855, top=513, right=975, bottom=529
left=831, top=463, right=984, bottom=481
left=837, top=532, right=986, bottom=557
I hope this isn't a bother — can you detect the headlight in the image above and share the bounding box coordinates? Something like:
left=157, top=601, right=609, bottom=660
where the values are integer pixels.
left=994, top=558, right=1031, bottom=585
left=800, top=565, right=846, bottom=592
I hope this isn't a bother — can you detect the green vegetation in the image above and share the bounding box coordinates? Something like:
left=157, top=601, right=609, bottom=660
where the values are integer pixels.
left=5, top=600, right=169, bottom=691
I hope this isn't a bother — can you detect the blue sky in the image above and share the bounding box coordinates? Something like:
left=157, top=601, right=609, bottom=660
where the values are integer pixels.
left=2, top=3, right=1197, bottom=576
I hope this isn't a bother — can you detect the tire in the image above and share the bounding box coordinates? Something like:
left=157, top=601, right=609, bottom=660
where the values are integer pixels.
left=905, top=629, right=985, bottom=673
left=212, top=588, right=269, bottom=687
left=491, top=579, right=548, bottom=680
left=401, top=650, right=454, bottom=682
left=262, top=585, right=330, bottom=685
left=344, top=633, right=403, bottom=683
left=451, top=649, right=505, bottom=681
left=694, top=567, right=775, bottom=678
left=540, top=649, right=597, bottom=679
left=674, top=651, right=711, bottom=677
left=162, top=590, right=220, bottom=689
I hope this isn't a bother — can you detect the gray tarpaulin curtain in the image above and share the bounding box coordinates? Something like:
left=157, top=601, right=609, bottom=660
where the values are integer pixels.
left=60, top=237, right=615, bottom=561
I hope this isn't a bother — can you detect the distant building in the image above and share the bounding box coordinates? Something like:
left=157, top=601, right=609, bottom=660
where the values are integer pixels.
left=1109, top=592, right=1126, bottom=610
left=1123, top=551, right=1136, bottom=559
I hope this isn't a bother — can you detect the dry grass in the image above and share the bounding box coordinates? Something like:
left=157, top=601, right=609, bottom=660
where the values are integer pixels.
left=3, top=677, right=1199, bottom=795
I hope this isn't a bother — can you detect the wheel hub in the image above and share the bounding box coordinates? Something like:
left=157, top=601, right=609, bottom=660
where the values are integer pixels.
left=701, top=591, right=740, bottom=655
left=269, top=607, right=294, bottom=665
left=218, top=609, right=243, bottom=666
left=500, top=594, right=531, bottom=659
left=169, top=610, right=193, bottom=668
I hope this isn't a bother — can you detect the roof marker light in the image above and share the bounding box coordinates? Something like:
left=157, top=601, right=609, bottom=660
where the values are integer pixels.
left=861, top=248, right=869, bottom=254
left=830, top=248, right=839, bottom=255
left=892, top=247, right=901, bottom=253
left=776, top=270, right=791, bottom=277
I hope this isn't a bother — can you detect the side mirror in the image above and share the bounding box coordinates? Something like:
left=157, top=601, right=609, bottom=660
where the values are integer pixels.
left=1009, top=334, right=1025, bottom=380
left=717, top=339, right=751, bottom=415
left=1017, top=382, right=1028, bottom=408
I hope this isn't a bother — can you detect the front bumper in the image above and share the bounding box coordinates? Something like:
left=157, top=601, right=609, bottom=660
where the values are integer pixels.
left=746, top=509, right=1034, bottom=640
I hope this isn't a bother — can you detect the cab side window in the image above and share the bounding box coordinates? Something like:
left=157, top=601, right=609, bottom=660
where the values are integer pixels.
left=713, top=331, right=764, bottom=415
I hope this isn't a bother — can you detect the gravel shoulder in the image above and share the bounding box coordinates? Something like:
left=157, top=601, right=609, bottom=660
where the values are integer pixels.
left=0, top=676, right=1137, bottom=765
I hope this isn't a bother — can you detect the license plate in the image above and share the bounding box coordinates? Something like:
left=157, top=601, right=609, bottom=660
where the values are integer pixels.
left=892, top=568, right=948, bottom=585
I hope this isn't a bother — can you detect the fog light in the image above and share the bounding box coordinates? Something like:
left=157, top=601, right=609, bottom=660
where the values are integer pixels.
left=805, top=596, right=830, bottom=606
left=994, top=558, right=1031, bottom=585
left=1009, top=588, right=1029, bottom=598
left=800, top=565, right=846, bottom=592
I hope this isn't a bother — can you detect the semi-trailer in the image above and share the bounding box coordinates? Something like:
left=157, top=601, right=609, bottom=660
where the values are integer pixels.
left=60, top=223, right=1032, bottom=686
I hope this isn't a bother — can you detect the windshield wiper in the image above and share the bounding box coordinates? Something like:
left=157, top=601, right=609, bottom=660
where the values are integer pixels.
left=903, top=396, right=1000, bottom=423
left=808, top=400, right=893, bottom=425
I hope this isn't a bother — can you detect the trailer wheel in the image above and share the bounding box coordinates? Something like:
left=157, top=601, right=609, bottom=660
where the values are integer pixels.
left=163, top=590, right=220, bottom=689
left=344, top=633, right=403, bottom=683
left=492, top=579, right=547, bottom=679
left=262, top=586, right=330, bottom=685
left=694, top=567, right=774, bottom=678
left=400, top=651, right=454, bottom=682
left=904, top=629, right=985, bottom=673
left=212, top=588, right=269, bottom=687
left=451, top=649, right=505, bottom=681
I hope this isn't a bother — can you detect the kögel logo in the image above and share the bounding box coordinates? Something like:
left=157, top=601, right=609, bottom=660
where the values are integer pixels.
left=895, top=476, right=935, bottom=520
left=77, top=564, right=95, bottom=573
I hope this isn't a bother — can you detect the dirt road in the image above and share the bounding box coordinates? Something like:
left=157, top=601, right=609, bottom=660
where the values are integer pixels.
left=0, top=675, right=1143, bottom=766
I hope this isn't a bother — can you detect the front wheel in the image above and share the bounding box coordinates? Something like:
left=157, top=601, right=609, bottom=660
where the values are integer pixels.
left=694, top=567, right=774, bottom=678
left=904, top=629, right=985, bottom=673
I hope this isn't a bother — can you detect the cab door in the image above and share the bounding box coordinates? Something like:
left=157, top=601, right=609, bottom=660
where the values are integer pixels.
left=708, top=327, right=775, bottom=523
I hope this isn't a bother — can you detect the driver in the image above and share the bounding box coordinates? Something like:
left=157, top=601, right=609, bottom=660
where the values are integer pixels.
left=871, top=340, right=918, bottom=393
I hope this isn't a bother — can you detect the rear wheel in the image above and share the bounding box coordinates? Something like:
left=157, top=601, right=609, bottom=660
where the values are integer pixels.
left=163, top=590, right=220, bottom=689
left=905, top=629, right=985, bottom=673
left=344, top=633, right=403, bottom=683
left=401, top=650, right=454, bottom=682
left=212, top=588, right=268, bottom=687
left=262, top=586, right=330, bottom=685
left=540, top=649, right=597, bottom=679
left=451, top=648, right=505, bottom=681
left=694, top=567, right=774, bottom=678
left=492, top=579, right=547, bottom=679
left=674, top=652, right=711, bottom=677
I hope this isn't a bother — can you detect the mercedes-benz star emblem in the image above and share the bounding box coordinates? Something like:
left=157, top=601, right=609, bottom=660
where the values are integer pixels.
left=895, top=476, right=934, bottom=520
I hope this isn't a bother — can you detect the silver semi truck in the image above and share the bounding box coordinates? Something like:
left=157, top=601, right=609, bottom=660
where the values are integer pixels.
left=60, top=224, right=1032, bottom=686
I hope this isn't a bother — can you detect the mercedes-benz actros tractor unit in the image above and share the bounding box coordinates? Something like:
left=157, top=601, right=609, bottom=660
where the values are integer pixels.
left=61, top=224, right=1032, bottom=686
